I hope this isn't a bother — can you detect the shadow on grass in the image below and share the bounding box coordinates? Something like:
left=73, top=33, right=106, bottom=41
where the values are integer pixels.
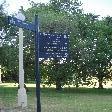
left=1, top=86, right=112, bottom=95
left=62, top=87, right=112, bottom=95
left=41, top=87, right=112, bottom=95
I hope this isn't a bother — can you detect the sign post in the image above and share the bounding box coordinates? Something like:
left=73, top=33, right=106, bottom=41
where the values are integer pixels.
left=8, top=13, right=28, bottom=107
left=35, top=15, right=41, bottom=112
left=0, top=65, right=2, bottom=84
left=18, top=27, right=27, bottom=107
left=8, top=15, right=69, bottom=112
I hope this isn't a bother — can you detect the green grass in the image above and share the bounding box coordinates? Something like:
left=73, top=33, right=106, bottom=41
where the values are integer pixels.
left=0, top=85, right=112, bottom=112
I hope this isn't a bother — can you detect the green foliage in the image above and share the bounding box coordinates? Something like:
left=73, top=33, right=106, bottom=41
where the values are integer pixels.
left=23, top=0, right=83, bottom=87
left=1, top=0, right=112, bottom=89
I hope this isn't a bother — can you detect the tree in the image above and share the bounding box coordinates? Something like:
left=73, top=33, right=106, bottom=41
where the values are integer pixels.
left=0, top=1, right=20, bottom=82
left=23, top=0, right=83, bottom=89
left=89, top=17, right=112, bottom=88
left=72, top=13, right=112, bottom=88
left=49, top=0, right=82, bottom=14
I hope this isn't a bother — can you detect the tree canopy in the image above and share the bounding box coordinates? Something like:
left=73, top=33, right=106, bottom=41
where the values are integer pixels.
left=1, top=0, right=112, bottom=89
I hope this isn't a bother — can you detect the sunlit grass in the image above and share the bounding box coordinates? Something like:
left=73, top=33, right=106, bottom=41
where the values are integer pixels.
left=0, top=83, right=36, bottom=87
left=1, top=81, right=112, bottom=88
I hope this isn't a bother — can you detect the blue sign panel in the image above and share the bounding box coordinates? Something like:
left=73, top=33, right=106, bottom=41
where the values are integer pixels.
left=39, top=33, right=69, bottom=58
left=8, top=16, right=35, bottom=32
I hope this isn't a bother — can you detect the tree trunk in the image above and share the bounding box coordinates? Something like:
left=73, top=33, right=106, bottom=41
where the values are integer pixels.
left=54, top=58, right=62, bottom=91
left=56, top=79, right=62, bottom=91
left=98, top=76, right=103, bottom=89
left=75, top=77, right=79, bottom=88
left=76, top=83, right=79, bottom=88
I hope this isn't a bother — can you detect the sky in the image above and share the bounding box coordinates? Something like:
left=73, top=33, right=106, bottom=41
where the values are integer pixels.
left=81, top=0, right=112, bottom=17
left=1, top=0, right=112, bottom=17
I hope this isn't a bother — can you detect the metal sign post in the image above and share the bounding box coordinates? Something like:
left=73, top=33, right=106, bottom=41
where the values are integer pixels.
left=7, top=15, right=69, bottom=112
left=0, top=65, right=2, bottom=83
left=35, top=15, right=41, bottom=112
left=8, top=15, right=41, bottom=112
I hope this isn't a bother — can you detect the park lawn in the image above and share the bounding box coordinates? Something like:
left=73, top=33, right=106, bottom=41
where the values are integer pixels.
left=0, top=85, right=112, bottom=112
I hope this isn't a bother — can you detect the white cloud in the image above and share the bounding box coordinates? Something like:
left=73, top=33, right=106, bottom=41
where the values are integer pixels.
left=5, top=0, right=50, bottom=14
left=3, top=0, right=112, bottom=17
left=81, top=0, right=112, bottom=17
